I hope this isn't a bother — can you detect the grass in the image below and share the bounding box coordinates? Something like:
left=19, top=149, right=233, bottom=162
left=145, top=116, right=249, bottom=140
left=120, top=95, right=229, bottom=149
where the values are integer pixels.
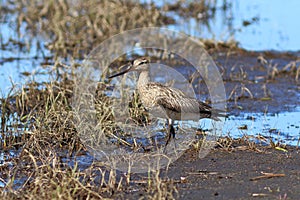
left=3, top=0, right=174, bottom=60
left=0, top=65, right=180, bottom=198
left=0, top=0, right=181, bottom=194
left=0, top=0, right=299, bottom=199
left=0, top=69, right=294, bottom=198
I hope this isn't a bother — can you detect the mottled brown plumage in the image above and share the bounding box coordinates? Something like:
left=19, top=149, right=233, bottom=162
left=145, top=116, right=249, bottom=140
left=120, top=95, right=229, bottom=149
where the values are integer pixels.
left=109, top=57, right=225, bottom=148
left=138, top=82, right=222, bottom=121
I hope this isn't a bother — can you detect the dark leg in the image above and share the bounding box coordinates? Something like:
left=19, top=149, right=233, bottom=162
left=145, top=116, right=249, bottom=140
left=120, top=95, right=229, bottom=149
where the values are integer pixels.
left=165, top=124, right=175, bottom=147
left=164, top=119, right=175, bottom=152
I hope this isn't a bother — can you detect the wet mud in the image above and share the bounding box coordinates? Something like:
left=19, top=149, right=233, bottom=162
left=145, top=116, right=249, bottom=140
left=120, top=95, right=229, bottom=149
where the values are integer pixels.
left=119, top=143, right=300, bottom=199
left=217, top=50, right=300, bottom=115
left=114, top=50, right=300, bottom=199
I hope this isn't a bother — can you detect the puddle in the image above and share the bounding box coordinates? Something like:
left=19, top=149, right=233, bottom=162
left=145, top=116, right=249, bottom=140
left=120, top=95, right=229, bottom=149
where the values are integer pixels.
left=0, top=1, right=299, bottom=196
left=145, top=0, right=300, bottom=51
left=0, top=150, right=95, bottom=188
left=0, top=0, right=299, bottom=167
left=0, top=149, right=21, bottom=188
left=0, top=11, right=52, bottom=96
left=61, top=152, right=95, bottom=170
left=224, top=111, right=300, bottom=146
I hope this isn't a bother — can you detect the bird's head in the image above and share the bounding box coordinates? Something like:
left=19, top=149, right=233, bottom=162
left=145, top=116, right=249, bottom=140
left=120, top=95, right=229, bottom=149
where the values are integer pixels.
left=108, top=57, right=150, bottom=79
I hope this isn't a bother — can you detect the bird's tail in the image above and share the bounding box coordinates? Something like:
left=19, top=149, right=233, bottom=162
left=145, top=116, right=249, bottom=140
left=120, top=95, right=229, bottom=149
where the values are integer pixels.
left=210, top=109, right=228, bottom=121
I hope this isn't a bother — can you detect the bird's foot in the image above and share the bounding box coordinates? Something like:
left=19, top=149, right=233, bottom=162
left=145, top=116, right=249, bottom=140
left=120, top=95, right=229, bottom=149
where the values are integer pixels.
left=163, top=124, right=176, bottom=153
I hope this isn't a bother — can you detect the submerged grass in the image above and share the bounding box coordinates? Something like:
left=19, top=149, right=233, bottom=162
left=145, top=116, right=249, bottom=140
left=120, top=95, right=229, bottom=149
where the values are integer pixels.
left=0, top=64, right=178, bottom=199
left=0, top=56, right=182, bottom=199
left=1, top=51, right=296, bottom=200
left=0, top=0, right=298, bottom=199
left=3, top=0, right=174, bottom=59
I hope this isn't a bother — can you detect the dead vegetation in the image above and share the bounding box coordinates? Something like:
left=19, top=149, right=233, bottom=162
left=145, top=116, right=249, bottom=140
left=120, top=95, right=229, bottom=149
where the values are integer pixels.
left=4, top=0, right=174, bottom=59
left=0, top=63, right=179, bottom=199
left=0, top=0, right=299, bottom=199
left=0, top=55, right=295, bottom=198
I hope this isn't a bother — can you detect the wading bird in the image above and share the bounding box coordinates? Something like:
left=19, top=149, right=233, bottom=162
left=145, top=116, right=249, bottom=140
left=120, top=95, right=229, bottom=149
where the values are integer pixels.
left=109, top=57, right=226, bottom=149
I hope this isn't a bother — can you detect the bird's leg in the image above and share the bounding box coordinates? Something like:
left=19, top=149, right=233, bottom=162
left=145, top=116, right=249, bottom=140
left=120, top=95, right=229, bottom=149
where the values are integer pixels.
left=164, top=119, right=175, bottom=151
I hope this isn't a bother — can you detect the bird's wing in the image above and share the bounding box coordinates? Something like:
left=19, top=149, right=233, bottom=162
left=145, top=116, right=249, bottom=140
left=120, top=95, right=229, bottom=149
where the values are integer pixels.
left=144, top=82, right=226, bottom=120
left=149, top=83, right=210, bottom=113
left=156, top=95, right=211, bottom=114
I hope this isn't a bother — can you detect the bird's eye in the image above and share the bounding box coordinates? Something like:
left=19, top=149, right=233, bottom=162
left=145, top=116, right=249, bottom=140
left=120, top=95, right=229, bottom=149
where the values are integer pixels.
left=141, top=59, right=149, bottom=64
left=132, top=58, right=149, bottom=66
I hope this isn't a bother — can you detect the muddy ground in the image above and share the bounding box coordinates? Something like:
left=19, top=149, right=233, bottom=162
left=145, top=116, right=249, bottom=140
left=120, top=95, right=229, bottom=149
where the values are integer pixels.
left=113, top=50, right=300, bottom=199
left=217, top=50, right=299, bottom=115
left=119, top=144, right=300, bottom=199
left=1, top=48, right=299, bottom=199
left=1, top=1, right=299, bottom=199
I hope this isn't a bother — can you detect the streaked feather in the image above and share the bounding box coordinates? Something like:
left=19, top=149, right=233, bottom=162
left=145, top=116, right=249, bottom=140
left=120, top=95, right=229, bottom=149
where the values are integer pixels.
left=138, top=82, right=225, bottom=121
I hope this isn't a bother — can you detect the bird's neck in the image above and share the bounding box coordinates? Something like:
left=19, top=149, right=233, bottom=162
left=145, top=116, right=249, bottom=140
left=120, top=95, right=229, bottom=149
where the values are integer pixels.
left=137, top=70, right=150, bottom=89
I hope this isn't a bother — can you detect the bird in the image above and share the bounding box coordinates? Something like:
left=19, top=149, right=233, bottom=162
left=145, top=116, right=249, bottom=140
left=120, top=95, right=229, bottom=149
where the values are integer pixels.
left=108, top=57, right=226, bottom=149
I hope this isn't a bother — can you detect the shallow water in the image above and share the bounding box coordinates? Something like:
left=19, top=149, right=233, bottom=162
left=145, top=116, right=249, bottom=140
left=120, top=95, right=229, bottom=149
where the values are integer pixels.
left=0, top=15, right=52, bottom=96
left=224, top=111, right=300, bottom=146
left=1, top=0, right=299, bottom=94
left=161, top=0, right=300, bottom=51
left=0, top=1, right=299, bottom=152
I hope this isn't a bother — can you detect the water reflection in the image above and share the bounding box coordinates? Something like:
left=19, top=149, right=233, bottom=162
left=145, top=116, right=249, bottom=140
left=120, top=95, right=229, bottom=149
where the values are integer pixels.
left=224, top=110, right=300, bottom=146
left=155, top=0, right=300, bottom=51
left=0, top=0, right=299, bottom=148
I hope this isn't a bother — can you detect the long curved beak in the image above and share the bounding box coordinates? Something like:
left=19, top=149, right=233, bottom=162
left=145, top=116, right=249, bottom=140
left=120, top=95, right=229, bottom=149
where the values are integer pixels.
left=108, top=63, right=132, bottom=79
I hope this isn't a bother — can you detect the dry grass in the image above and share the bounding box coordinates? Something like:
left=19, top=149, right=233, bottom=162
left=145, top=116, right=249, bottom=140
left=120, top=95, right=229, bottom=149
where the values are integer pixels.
left=0, top=60, right=290, bottom=199
left=1, top=0, right=294, bottom=199
left=0, top=54, right=184, bottom=198
left=1, top=0, right=238, bottom=62
left=163, top=0, right=231, bottom=20
left=0, top=65, right=179, bottom=199
left=257, top=55, right=300, bottom=81
left=6, top=0, right=174, bottom=59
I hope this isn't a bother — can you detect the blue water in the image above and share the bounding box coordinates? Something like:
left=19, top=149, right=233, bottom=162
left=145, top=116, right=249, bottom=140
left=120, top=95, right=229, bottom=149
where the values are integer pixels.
left=1, top=0, right=300, bottom=94
left=231, top=1, right=300, bottom=51
left=0, top=15, right=52, bottom=96
left=223, top=110, right=300, bottom=146
left=153, top=0, right=300, bottom=51
left=0, top=1, right=299, bottom=147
